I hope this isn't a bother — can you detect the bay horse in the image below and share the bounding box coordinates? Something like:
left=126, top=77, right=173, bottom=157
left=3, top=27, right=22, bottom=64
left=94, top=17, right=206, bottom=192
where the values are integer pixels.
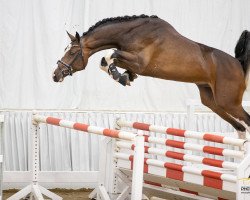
left=53, top=15, right=250, bottom=138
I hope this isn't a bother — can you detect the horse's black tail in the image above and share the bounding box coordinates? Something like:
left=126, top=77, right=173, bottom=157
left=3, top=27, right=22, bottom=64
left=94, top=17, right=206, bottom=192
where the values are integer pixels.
left=235, top=30, right=250, bottom=79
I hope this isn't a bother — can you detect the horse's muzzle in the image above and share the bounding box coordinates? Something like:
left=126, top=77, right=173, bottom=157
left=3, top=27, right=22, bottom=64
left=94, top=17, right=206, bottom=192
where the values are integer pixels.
left=52, top=71, right=64, bottom=82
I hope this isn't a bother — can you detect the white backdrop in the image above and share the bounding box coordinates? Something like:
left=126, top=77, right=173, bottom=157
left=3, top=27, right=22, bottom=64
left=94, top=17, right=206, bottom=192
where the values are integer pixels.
left=1, top=1, right=250, bottom=189
left=1, top=0, right=250, bottom=111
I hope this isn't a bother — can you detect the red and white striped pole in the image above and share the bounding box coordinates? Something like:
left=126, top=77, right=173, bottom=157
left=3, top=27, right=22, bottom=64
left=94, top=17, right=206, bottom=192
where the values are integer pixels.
left=115, top=152, right=237, bottom=183
left=143, top=135, right=244, bottom=158
left=116, top=141, right=239, bottom=169
left=116, top=119, right=246, bottom=147
left=34, top=115, right=136, bottom=141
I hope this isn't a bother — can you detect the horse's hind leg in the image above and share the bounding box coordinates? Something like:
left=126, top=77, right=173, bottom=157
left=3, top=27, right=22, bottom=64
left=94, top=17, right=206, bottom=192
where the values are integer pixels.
left=198, top=85, right=246, bottom=138
left=214, top=79, right=250, bottom=138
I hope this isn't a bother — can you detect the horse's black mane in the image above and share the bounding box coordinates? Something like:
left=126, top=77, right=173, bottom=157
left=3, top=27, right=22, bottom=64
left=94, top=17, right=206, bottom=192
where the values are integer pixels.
left=82, top=14, right=158, bottom=36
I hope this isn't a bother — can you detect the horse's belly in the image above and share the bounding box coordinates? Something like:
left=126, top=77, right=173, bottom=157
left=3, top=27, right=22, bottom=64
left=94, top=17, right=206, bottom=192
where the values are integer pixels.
left=143, top=62, right=211, bottom=84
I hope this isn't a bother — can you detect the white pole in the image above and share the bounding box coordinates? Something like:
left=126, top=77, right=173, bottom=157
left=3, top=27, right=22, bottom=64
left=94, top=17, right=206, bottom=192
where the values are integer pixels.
left=32, top=114, right=40, bottom=185
left=130, top=131, right=144, bottom=200
left=97, top=137, right=111, bottom=200
left=0, top=115, right=4, bottom=200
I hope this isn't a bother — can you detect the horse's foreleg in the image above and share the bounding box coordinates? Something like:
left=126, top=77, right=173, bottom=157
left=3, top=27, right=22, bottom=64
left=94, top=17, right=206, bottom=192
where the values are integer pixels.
left=198, top=85, right=246, bottom=138
left=111, top=50, right=141, bottom=75
left=100, top=50, right=130, bottom=86
left=100, top=49, right=139, bottom=86
left=108, top=50, right=139, bottom=81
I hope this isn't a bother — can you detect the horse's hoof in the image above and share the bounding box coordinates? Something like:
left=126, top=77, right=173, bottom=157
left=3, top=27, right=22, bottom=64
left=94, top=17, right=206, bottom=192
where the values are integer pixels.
left=124, top=73, right=131, bottom=86
left=124, top=70, right=138, bottom=81
left=132, top=74, right=138, bottom=81
left=118, top=73, right=130, bottom=86
left=100, top=57, right=108, bottom=67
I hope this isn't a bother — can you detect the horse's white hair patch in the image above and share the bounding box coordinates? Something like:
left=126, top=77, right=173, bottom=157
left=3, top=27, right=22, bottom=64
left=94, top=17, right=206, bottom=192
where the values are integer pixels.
left=228, top=114, right=250, bottom=138
left=105, top=49, right=116, bottom=65
left=100, top=64, right=109, bottom=74
left=237, top=130, right=246, bottom=140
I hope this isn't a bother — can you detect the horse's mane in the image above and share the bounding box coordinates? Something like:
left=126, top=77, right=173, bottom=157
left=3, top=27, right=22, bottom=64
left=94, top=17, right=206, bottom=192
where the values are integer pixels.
left=82, top=14, right=158, bottom=36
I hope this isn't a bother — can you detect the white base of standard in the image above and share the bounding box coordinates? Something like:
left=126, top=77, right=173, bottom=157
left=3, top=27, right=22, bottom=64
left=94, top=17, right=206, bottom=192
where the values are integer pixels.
left=7, top=184, right=62, bottom=200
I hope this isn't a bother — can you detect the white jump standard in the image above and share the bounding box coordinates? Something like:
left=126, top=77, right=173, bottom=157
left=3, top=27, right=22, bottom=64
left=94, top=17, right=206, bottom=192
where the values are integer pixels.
left=0, top=115, right=4, bottom=200
left=7, top=114, right=145, bottom=200
left=33, top=115, right=145, bottom=200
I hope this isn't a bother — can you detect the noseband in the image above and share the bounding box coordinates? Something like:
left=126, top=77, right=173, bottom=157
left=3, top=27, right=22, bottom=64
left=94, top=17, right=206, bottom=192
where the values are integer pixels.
left=57, top=43, right=83, bottom=76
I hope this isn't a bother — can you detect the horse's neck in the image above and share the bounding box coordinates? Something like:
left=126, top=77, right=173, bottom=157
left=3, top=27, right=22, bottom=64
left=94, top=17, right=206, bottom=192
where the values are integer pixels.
left=83, top=21, right=144, bottom=56
left=87, top=42, right=118, bottom=56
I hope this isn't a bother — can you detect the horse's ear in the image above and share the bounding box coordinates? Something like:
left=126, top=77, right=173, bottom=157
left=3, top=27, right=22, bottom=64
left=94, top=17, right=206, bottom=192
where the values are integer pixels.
left=66, top=31, right=76, bottom=41
left=75, top=32, right=80, bottom=43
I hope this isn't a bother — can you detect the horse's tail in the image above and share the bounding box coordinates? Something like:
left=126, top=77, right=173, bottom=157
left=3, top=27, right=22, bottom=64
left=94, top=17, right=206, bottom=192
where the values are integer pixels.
left=235, top=30, right=250, bottom=85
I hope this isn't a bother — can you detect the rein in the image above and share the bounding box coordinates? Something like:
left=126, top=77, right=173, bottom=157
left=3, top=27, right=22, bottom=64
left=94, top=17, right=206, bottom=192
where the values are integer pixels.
left=57, top=42, right=83, bottom=76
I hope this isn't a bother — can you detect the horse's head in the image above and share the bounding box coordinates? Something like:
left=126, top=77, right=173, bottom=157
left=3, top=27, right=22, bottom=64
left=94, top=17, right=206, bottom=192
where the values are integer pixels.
left=53, top=31, right=88, bottom=82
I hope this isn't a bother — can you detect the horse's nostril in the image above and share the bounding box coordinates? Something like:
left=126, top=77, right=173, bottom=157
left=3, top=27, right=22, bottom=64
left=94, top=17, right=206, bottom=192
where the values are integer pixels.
left=53, top=74, right=58, bottom=82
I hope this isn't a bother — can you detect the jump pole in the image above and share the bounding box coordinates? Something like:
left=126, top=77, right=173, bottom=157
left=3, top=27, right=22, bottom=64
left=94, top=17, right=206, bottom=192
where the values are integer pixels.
left=116, top=119, right=246, bottom=146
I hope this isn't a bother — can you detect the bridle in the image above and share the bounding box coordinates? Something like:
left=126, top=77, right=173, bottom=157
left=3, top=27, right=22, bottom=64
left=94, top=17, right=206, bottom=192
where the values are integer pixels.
left=57, top=42, right=83, bottom=76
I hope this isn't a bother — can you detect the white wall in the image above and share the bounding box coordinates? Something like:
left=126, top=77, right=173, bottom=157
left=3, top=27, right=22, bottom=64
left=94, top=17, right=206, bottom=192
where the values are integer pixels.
left=0, top=0, right=250, bottom=111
